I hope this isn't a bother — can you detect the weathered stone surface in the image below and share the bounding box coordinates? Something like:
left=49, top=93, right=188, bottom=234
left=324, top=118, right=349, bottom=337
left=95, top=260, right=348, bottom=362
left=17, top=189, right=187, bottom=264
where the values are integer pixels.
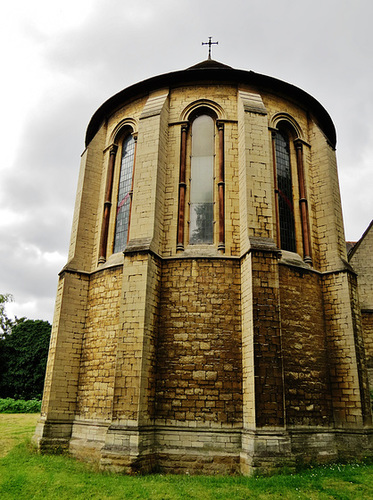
left=34, top=62, right=373, bottom=475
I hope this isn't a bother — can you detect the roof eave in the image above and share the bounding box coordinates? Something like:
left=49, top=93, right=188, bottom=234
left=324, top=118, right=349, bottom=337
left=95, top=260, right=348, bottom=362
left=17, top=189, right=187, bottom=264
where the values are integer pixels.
left=85, top=65, right=336, bottom=148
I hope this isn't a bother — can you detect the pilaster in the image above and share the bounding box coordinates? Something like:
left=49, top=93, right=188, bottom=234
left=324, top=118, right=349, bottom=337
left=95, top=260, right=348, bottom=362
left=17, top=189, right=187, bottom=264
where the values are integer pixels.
left=33, top=269, right=89, bottom=451
left=100, top=246, right=161, bottom=472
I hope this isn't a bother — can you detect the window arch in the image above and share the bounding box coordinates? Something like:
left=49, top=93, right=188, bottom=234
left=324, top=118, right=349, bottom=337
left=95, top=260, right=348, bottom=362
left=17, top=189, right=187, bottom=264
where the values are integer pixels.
left=189, top=114, right=215, bottom=244
left=113, top=133, right=136, bottom=253
left=99, top=123, right=138, bottom=264
left=177, top=105, right=225, bottom=251
left=272, top=117, right=312, bottom=264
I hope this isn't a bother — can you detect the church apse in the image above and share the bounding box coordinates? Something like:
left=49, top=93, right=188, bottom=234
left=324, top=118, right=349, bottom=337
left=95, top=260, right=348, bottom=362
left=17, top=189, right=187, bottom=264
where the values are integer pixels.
left=34, top=58, right=373, bottom=475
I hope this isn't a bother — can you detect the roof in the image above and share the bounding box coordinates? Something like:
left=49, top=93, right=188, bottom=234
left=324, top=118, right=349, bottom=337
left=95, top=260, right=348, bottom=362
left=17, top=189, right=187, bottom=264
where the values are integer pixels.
left=348, top=220, right=373, bottom=260
left=85, top=59, right=337, bottom=148
left=346, top=241, right=356, bottom=254
left=187, top=59, right=233, bottom=70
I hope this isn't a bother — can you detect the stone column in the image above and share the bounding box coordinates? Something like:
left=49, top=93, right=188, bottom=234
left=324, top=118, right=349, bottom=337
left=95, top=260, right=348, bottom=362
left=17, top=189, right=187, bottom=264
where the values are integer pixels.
left=33, top=270, right=89, bottom=451
left=100, top=90, right=169, bottom=473
left=238, top=90, right=291, bottom=474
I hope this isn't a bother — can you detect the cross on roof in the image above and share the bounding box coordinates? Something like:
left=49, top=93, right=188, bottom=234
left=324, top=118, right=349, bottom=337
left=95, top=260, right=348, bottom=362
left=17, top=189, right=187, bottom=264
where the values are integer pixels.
left=202, top=37, right=218, bottom=60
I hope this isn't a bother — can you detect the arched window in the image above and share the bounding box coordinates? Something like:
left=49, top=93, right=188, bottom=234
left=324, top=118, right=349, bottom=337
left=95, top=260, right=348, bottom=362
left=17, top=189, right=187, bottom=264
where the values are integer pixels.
left=274, top=128, right=296, bottom=252
left=113, top=134, right=136, bottom=253
left=189, top=114, right=214, bottom=244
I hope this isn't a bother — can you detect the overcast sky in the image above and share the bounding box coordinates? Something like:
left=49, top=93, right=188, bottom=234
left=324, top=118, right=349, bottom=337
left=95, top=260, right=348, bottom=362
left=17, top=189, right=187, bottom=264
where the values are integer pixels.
left=1, top=0, right=372, bottom=323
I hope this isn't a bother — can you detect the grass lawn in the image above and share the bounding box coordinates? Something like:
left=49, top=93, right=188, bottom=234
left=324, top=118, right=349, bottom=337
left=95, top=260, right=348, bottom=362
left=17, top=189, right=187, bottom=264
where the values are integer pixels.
left=0, top=413, right=39, bottom=457
left=0, top=414, right=372, bottom=499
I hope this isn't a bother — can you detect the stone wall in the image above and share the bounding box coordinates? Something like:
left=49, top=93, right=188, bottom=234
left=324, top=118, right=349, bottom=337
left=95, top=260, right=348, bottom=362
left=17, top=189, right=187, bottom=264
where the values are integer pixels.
left=156, top=258, right=242, bottom=425
left=75, top=266, right=122, bottom=421
left=250, top=248, right=284, bottom=428
left=362, top=312, right=373, bottom=388
left=279, top=264, right=333, bottom=427
left=35, top=68, right=373, bottom=474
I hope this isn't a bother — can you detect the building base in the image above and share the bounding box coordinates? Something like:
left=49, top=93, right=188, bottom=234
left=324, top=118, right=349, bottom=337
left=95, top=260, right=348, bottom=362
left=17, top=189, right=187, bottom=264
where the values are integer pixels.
left=33, top=419, right=373, bottom=475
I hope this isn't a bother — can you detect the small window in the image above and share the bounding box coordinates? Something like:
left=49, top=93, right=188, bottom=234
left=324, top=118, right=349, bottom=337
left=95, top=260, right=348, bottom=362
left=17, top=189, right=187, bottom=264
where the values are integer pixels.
left=113, top=134, right=135, bottom=253
left=189, top=115, right=214, bottom=244
left=275, top=129, right=296, bottom=252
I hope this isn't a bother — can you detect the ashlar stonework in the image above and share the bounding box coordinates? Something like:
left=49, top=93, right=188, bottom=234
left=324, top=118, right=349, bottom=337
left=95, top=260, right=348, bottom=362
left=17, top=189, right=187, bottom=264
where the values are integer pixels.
left=34, top=59, right=373, bottom=474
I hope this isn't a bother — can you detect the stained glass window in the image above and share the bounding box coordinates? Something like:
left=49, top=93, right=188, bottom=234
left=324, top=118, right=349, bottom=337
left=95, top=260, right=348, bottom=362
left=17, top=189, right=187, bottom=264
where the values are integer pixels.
left=113, top=134, right=135, bottom=253
left=275, top=130, right=296, bottom=252
left=189, top=115, right=214, bottom=244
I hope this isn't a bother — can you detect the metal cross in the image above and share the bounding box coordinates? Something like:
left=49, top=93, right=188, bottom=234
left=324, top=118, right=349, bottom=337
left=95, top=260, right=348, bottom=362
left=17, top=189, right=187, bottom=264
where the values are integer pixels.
left=202, top=37, right=218, bottom=60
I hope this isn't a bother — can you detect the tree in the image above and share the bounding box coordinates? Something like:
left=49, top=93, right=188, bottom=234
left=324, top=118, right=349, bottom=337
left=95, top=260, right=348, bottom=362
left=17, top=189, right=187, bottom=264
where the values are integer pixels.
left=0, top=319, right=51, bottom=399
left=0, top=293, right=13, bottom=336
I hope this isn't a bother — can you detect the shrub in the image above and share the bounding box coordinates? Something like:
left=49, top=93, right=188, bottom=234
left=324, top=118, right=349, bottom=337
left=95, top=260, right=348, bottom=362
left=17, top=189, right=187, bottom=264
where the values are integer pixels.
left=0, top=398, right=41, bottom=413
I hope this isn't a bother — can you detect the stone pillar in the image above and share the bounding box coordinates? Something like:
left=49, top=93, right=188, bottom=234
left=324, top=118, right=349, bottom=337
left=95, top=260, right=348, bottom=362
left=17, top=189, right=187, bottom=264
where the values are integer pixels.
left=99, top=90, right=168, bottom=472
left=237, top=90, right=274, bottom=249
left=238, top=91, right=291, bottom=473
left=67, top=128, right=107, bottom=271
left=240, top=241, right=291, bottom=474
left=33, top=270, right=89, bottom=451
left=322, top=270, right=372, bottom=427
left=34, top=128, right=106, bottom=451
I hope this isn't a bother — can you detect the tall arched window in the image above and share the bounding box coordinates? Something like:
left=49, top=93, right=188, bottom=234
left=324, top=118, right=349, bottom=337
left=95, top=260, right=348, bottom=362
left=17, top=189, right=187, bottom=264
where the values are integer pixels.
left=189, top=114, right=214, bottom=244
left=113, top=134, right=135, bottom=253
left=274, top=128, right=296, bottom=252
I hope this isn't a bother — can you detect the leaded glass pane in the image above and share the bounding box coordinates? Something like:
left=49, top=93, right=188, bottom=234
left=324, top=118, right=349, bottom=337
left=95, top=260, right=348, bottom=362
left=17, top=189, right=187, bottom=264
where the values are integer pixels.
left=189, top=115, right=214, bottom=244
left=191, top=115, right=214, bottom=156
left=113, top=135, right=135, bottom=253
left=275, top=130, right=296, bottom=252
left=190, top=203, right=214, bottom=244
left=190, top=156, right=214, bottom=203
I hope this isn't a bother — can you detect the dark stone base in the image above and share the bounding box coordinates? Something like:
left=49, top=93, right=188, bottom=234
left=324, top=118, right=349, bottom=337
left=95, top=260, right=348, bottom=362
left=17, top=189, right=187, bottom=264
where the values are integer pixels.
left=34, top=420, right=373, bottom=475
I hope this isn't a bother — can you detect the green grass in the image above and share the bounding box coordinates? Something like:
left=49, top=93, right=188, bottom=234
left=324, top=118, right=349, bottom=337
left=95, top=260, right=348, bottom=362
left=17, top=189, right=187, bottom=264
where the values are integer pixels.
left=0, top=413, right=39, bottom=457
left=0, top=414, right=373, bottom=499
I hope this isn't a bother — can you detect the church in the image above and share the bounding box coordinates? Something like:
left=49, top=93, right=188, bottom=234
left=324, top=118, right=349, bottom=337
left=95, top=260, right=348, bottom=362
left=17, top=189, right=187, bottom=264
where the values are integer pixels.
left=34, top=51, right=373, bottom=474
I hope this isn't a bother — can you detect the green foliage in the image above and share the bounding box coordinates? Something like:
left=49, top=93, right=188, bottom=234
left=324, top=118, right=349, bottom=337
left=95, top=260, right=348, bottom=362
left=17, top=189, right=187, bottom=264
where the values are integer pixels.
left=0, top=319, right=51, bottom=400
left=0, top=293, right=13, bottom=336
left=0, top=398, right=41, bottom=413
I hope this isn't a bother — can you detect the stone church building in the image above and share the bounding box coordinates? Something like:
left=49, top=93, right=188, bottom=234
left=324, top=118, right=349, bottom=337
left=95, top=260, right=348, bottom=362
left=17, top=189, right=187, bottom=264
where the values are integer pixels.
left=34, top=58, right=373, bottom=474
